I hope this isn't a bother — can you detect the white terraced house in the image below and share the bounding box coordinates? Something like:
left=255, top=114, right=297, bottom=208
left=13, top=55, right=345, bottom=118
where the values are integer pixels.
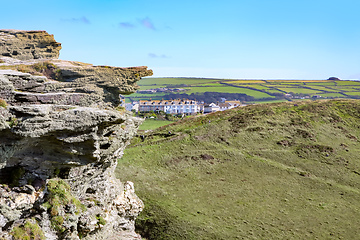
left=139, top=99, right=200, bottom=114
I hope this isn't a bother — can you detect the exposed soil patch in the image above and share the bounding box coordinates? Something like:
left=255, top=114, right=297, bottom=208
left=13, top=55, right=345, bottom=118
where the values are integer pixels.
left=296, top=144, right=334, bottom=158
left=296, top=128, right=315, bottom=140
left=277, top=139, right=293, bottom=147
left=200, top=154, right=214, bottom=160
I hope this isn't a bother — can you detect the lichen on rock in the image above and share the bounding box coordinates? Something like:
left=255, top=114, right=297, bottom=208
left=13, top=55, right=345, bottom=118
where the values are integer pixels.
left=0, top=29, right=151, bottom=240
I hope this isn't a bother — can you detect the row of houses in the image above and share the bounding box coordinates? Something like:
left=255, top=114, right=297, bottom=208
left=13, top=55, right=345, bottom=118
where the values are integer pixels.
left=125, top=99, right=243, bottom=114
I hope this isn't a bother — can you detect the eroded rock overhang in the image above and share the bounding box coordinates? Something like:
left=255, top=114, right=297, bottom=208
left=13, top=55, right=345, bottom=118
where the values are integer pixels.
left=0, top=29, right=151, bottom=239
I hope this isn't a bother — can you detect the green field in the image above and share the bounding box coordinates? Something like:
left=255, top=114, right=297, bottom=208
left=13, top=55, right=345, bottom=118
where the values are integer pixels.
left=328, top=87, right=360, bottom=92
left=139, top=85, right=167, bottom=90
left=266, top=89, right=286, bottom=94
left=277, top=87, right=322, bottom=94
left=336, top=81, right=360, bottom=85
left=138, top=119, right=175, bottom=131
left=185, top=86, right=274, bottom=98
left=130, top=78, right=360, bottom=103
left=305, top=86, right=340, bottom=92
left=305, top=82, right=337, bottom=86
left=344, top=91, right=360, bottom=96
left=128, top=92, right=167, bottom=98
left=319, top=93, right=346, bottom=98
left=236, top=84, right=273, bottom=90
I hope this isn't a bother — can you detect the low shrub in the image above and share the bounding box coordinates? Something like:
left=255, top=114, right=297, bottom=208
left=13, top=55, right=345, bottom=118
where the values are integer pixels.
left=0, top=99, right=7, bottom=108
left=115, top=106, right=126, bottom=112
left=10, top=219, right=45, bottom=240
left=96, top=215, right=106, bottom=226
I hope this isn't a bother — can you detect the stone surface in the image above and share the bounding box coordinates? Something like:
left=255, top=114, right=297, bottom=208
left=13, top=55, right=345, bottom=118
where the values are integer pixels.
left=0, top=30, right=151, bottom=239
left=0, top=30, right=62, bottom=60
left=0, top=60, right=152, bottom=107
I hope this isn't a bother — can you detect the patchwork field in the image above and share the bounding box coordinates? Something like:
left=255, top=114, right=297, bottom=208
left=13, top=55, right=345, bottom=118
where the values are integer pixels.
left=128, top=78, right=360, bottom=103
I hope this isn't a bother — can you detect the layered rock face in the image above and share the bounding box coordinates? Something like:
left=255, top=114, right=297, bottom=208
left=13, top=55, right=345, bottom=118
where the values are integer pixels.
left=0, top=30, right=62, bottom=60
left=0, top=30, right=152, bottom=239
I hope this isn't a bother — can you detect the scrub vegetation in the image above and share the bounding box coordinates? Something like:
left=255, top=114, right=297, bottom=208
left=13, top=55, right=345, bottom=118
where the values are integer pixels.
left=10, top=219, right=45, bottom=240
left=117, top=99, right=360, bottom=239
left=0, top=99, right=7, bottom=108
left=0, top=61, right=62, bottom=80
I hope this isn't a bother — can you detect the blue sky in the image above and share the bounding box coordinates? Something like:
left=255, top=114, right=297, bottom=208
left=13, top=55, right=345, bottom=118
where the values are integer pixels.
left=1, top=0, right=360, bottom=79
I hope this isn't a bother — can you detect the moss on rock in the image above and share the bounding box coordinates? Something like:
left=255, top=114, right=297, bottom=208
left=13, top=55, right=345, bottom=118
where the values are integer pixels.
left=10, top=219, right=45, bottom=240
left=42, top=178, right=86, bottom=234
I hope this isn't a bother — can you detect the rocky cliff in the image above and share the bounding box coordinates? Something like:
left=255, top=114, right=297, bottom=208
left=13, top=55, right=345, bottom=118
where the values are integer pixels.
left=0, top=30, right=152, bottom=239
left=0, top=30, right=62, bottom=60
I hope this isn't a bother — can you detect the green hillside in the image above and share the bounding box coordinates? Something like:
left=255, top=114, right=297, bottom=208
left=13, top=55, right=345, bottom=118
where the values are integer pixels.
left=116, top=99, right=360, bottom=239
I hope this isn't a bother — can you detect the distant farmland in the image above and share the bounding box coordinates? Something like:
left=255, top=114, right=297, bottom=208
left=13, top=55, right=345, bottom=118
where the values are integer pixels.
left=127, top=78, right=360, bottom=103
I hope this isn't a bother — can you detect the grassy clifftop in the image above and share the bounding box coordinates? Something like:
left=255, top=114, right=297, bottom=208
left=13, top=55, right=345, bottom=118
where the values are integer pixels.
left=116, top=99, right=360, bottom=239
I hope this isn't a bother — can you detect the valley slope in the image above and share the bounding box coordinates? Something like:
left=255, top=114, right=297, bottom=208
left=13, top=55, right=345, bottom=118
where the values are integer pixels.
left=117, top=99, right=360, bottom=239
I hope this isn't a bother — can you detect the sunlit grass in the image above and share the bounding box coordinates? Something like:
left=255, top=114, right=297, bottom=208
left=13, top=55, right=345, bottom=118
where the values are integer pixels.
left=344, top=91, right=360, bottom=96
left=277, top=87, right=322, bottom=94
left=226, top=80, right=266, bottom=84
left=118, top=99, right=360, bottom=240
left=138, top=119, right=175, bottom=131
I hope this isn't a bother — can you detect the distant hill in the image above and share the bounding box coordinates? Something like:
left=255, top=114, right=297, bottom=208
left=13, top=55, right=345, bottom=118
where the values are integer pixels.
left=128, top=77, right=360, bottom=103
left=117, top=99, right=360, bottom=239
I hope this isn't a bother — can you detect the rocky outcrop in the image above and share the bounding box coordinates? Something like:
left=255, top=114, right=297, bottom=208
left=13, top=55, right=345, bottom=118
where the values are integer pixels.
left=0, top=61, right=152, bottom=108
left=0, top=30, right=152, bottom=239
left=0, top=30, right=62, bottom=60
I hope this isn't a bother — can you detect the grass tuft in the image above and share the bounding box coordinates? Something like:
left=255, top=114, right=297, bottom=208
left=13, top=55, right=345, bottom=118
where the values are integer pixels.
left=0, top=61, right=62, bottom=80
left=0, top=99, right=7, bottom=108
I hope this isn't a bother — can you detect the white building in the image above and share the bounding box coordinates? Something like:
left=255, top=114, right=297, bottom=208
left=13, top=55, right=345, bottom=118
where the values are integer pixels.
left=203, top=100, right=242, bottom=113
left=125, top=102, right=139, bottom=112
left=139, top=99, right=200, bottom=114
left=203, top=103, right=220, bottom=113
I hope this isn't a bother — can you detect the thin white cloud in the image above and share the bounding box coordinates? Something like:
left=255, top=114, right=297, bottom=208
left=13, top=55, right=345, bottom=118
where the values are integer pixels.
left=61, top=16, right=90, bottom=24
left=119, top=22, right=135, bottom=28
left=140, top=17, right=156, bottom=30
left=118, top=17, right=160, bottom=31
left=148, top=53, right=169, bottom=58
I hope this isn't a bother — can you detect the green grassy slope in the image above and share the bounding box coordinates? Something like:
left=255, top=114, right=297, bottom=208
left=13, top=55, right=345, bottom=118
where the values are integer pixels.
left=116, top=99, right=360, bottom=239
left=138, top=119, right=175, bottom=131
